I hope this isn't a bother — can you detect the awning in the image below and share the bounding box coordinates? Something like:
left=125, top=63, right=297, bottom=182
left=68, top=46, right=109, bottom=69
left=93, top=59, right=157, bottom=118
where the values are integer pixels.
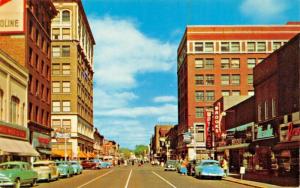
left=0, top=138, right=39, bottom=156
left=273, top=141, right=300, bottom=151
left=78, top=151, right=87, bottom=158
left=227, top=122, right=254, bottom=132
left=216, top=143, right=250, bottom=152
left=52, top=149, right=72, bottom=157
left=37, top=148, right=52, bottom=155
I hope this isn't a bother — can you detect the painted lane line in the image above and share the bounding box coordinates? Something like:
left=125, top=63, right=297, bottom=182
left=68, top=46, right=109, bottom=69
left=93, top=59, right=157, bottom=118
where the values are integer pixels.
left=152, top=171, right=177, bottom=188
left=77, top=170, right=114, bottom=188
left=124, top=169, right=133, bottom=188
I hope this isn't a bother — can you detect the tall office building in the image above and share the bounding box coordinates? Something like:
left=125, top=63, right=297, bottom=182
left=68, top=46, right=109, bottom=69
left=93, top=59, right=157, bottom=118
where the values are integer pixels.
left=177, top=22, right=300, bottom=160
left=50, top=0, right=95, bottom=159
left=0, top=0, right=57, bottom=158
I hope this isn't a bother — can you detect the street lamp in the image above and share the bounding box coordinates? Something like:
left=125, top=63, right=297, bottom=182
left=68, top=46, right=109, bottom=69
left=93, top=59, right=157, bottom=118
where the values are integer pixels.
left=165, top=140, right=170, bottom=161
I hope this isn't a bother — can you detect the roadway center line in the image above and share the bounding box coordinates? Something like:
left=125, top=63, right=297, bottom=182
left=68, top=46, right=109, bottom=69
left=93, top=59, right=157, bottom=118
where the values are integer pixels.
left=77, top=170, right=114, bottom=188
left=124, top=168, right=133, bottom=188
left=152, top=171, right=177, bottom=188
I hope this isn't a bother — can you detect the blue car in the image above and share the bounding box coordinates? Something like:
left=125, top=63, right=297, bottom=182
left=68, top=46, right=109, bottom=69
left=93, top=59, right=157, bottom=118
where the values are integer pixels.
left=69, top=161, right=83, bottom=175
left=194, top=160, right=224, bottom=179
left=99, top=161, right=112, bottom=169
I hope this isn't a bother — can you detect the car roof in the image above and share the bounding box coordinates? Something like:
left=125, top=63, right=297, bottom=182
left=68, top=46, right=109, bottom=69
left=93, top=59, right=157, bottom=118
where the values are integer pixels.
left=34, top=160, right=54, bottom=164
left=0, top=161, right=28, bottom=165
left=201, top=160, right=219, bottom=163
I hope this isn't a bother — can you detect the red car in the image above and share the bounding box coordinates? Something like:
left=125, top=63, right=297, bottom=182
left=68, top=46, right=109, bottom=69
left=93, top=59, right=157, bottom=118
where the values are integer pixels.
left=81, top=160, right=97, bottom=169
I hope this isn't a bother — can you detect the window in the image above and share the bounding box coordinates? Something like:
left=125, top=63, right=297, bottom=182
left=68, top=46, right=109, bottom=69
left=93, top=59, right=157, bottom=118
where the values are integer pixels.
left=41, top=84, right=44, bottom=100
left=52, top=12, right=60, bottom=24
left=273, top=42, right=281, bottom=51
left=62, top=63, right=70, bottom=75
left=195, top=91, right=204, bottom=101
left=62, top=82, right=70, bottom=93
left=52, top=119, right=61, bottom=129
left=29, top=47, right=33, bottom=66
left=62, top=10, right=70, bottom=23
left=248, top=91, right=254, bottom=96
left=52, top=101, right=60, bottom=112
left=257, top=42, right=266, bottom=52
left=247, top=58, right=256, bottom=68
left=231, top=74, right=240, bottom=85
left=204, top=42, right=214, bottom=52
left=195, top=59, right=204, bottom=69
left=52, top=46, right=60, bottom=57
left=248, top=74, right=253, bottom=85
left=221, top=59, right=230, bottom=69
left=258, top=104, right=262, bottom=121
left=247, top=42, right=256, bottom=52
left=231, top=59, right=240, bottom=69
left=0, top=90, right=3, bottom=120
left=62, top=28, right=70, bottom=40
left=195, top=124, right=205, bottom=142
left=205, top=59, right=214, bottom=69
left=258, top=58, right=264, bottom=63
left=196, top=107, right=204, bottom=118
left=265, top=101, right=268, bottom=119
left=52, top=28, right=60, bottom=40
left=221, top=42, right=229, bottom=52
left=35, top=80, right=39, bottom=96
left=194, top=42, right=203, bottom=52
left=206, top=74, right=214, bottom=85
left=232, top=90, right=240, bottom=96
left=195, top=74, right=204, bottom=85
left=222, top=90, right=230, bottom=96
left=272, top=98, right=276, bottom=117
left=206, top=91, right=215, bottom=101
left=62, top=119, right=71, bottom=130
left=231, top=42, right=240, bottom=52
left=221, top=75, right=230, bottom=85
left=52, top=82, right=60, bottom=93
left=11, top=96, right=20, bottom=124
left=40, top=60, right=45, bottom=75
left=62, top=101, right=71, bottom=112
left=52, top=63, right=60, bottom=75
left=62, top=46, right=70, bottom=57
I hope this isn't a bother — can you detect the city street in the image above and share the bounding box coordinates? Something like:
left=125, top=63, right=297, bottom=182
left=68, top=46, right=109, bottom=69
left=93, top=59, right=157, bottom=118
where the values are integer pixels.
left=36, top=165, right=251, bottom=188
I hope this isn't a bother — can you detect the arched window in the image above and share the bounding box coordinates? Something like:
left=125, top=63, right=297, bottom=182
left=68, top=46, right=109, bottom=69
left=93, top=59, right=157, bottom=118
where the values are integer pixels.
left=11, top=96, right=20, bottom=124
left=62, top=10, right=70, bottom=23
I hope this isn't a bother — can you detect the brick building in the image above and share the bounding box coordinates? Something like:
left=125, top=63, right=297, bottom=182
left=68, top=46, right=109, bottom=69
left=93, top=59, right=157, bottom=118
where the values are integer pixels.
left=177, top=23, right=300, bottom=159
left=0, top=0, right=57, bottom=158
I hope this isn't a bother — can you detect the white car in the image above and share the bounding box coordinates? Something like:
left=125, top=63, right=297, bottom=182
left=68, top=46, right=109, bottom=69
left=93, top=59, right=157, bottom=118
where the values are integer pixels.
left=33, top=160, right=59, bottom=182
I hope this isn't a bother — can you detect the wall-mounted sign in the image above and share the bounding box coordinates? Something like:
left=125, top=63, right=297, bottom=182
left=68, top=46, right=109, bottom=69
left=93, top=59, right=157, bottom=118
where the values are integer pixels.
left=205, top=110, right=212, bottom=149
left=280, top=122, right=300, bottom=142
left=0, top=123, right=27, bottom=140
left=32, top=132, right=51, bottom=149
left=0, top=0, right=25, bottom=33
left=256, top=124, right=274, bottom=140
left=213, top=102, right=221, bottom=138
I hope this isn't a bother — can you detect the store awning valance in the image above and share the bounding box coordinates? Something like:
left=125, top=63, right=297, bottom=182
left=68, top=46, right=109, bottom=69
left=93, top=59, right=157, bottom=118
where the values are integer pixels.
left=0, top=138, right=39, bottom=156
left=216, top=143, right=250, bottom=152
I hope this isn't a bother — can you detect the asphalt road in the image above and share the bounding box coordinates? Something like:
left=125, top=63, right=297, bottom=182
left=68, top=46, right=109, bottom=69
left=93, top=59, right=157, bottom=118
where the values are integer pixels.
left=35, top=164, right=252, bottom=188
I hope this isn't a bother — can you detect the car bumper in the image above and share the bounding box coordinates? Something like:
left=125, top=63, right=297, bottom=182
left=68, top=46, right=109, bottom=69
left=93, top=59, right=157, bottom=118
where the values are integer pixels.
left=164, top=168, right=176, bottom=171
left=0, top=181, right=15, bottom=186
left=202, top=173, right=224, bottom=177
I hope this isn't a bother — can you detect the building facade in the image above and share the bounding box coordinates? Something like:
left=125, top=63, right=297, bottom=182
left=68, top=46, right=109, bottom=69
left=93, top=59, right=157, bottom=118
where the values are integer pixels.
left=0, top=49, right=39, bottom=162
left=177, top=23, right=300, bottom=159
left=50, top=0, right=95, bottom=159
left=0, top=0, right=57, bottom=158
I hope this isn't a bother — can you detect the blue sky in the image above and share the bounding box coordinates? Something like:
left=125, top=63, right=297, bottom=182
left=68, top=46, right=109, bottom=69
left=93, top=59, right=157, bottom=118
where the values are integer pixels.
left=82, top=0, right=300, bottom=149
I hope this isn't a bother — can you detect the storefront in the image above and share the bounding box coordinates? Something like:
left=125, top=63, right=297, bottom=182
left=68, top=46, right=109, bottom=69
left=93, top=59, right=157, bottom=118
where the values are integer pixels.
left=32, top=132, right=52, bottom=159
left=0, top=122, right=39, bottom=163
left=273, top=120, right=300, bottom=177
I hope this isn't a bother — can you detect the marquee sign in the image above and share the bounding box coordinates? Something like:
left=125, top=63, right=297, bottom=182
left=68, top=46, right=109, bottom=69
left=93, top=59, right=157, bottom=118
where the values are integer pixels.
left=205, top=110, right=213, bottom=149
left=213, top=102, right=221, bottom=138
left=0, top=0, right=25, bottom=33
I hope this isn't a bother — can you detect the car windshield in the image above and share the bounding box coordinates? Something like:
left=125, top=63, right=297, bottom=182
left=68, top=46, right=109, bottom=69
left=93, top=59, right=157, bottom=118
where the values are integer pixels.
left=0, top=164, right=20, bottom=170
left=70, top=162, right=78, bottom=165
left=202, top=162, right=219, bottom=166
left=167, top=160, right=176, bottom=165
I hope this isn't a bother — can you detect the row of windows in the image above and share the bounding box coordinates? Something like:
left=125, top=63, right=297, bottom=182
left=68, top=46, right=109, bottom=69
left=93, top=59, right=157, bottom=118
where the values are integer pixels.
left=194, top=58, right=264, bottom=69
left=52, top=63, right=71, bottom=75
left=257, top=99, right=276, bottom=122
left=29, top=21, right=50, bottom=58
left=52, top=10, right=71, bottom=24
left=192, top=41, right=286, bottom=53
left=52, top=100, right=71, bottom=112
left=29, top=47, right=50, bottom=79
left=52, top=28, right=71, bottom=40
left=52, top=81, right=71, bottom=93
left=195, top=91, right=215, bottom=101
left=221, top=90, right=254, bottom=97
left=195, top=74, right=247, bottom=86
left=52, top=46, right=71, bottom=57
left=28, top=102, right=50, bottom=126
left=52, top=119, right=71, bottom=131
left=28, top=75, right=50, bottom=103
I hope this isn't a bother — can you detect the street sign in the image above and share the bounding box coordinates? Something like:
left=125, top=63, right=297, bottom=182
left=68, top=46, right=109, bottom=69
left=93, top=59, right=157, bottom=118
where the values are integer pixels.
left=55, top=132, right=70, bottom=139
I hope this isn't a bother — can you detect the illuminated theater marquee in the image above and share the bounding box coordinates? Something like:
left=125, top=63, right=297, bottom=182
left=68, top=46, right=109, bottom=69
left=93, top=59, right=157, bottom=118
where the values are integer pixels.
left=0, top=0, right=25, bottom=33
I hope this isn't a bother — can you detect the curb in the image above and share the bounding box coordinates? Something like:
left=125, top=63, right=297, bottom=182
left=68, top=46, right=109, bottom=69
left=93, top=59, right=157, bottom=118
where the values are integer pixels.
left=223, top=178, right=266, bottom=188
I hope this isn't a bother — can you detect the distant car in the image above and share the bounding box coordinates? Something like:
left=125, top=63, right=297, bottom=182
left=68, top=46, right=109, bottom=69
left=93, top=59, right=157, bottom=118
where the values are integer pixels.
left=70, top=161, right=83, bottom=175
left=55, top=161, right=74, bottom=178
left=164, top=160, right=177, bottom=171
left=99, top=161, right=112, bottom=169
left=33, top=160, right=59, bottom=182
left=0, top=161, right=38, bottom=188
left=187, top=160, right=201, bottom=176
left=81, top=160, right=97, bottom=169
left=194, top=160, right=225, bottom=179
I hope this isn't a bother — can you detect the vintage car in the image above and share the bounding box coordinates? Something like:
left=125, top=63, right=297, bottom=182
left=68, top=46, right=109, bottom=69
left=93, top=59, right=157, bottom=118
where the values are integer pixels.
left=70, top=161, right=83, bottom=175
left=33, top=160, right=59, bottom=182
left=81, top=160, right=98, bottom=169
left=0, top=161, right=38, bottom=188
left=164, top=160, right=177, bottom=171
left=187, top=160, right=201, bottom=176
left=194, top=160, right=225, bottom=179
left=55, top=161, right=74, bottom=178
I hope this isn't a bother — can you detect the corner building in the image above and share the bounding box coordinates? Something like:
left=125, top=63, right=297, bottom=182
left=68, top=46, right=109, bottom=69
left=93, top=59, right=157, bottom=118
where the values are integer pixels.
left=0, top=0, right=57, bottom=158
left=177, top=23, right=300, bottom=160
left=50, top=0, right=95, bottom=159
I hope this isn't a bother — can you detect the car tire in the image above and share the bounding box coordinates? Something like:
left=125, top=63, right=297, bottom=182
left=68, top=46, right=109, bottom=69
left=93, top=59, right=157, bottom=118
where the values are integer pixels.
left=31, top=178, right=37, bottom=187
left=48, top=174, right=52, bottom=182
left=15, top=178, right=21, bottom=188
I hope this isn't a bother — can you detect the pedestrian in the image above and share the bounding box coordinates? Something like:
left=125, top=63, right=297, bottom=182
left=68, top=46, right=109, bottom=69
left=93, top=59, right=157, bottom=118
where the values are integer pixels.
left=222, top=158, right=229, bottom=176
left=132, top=160, right=134, bottom=166
left=180, top=158, right=188, bottom=175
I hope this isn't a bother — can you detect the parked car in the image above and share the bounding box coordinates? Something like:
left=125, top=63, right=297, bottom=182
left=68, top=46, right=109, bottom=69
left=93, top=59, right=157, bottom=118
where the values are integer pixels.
left=164, top=160, right=177, bottom=171
left=81, top=160, right=97, bottom=169
left=70, top=161, right=83, bottom=175
left=33, top=160, right=59, bottom=182
left=194, top=160, right=225, bottom=179
left=55, top=161, right=74, bottom=178
left=99, top=161, right=112, bottom=169
left=187, top=160, right=201, bottom=176
left=0, top=161, right=38, bottom=188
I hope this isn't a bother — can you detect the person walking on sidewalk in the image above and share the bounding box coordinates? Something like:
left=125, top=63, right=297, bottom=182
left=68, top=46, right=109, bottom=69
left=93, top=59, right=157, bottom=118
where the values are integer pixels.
left=222, top=158, right=229, bottom=176
left=180, top=158, right=188, bottom=175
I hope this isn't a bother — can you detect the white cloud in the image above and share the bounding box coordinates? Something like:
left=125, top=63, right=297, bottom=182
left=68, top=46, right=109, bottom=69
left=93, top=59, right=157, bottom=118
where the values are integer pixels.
left=90, top=16, right=177, bottom=90
left=153, top=96, right=177, bottom=103
left=240, top=0, right=288, bottom=21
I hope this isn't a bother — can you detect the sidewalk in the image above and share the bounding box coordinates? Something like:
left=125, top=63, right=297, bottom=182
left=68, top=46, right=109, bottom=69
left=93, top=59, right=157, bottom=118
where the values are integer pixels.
left=223, top=172, right=299, bottom=188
